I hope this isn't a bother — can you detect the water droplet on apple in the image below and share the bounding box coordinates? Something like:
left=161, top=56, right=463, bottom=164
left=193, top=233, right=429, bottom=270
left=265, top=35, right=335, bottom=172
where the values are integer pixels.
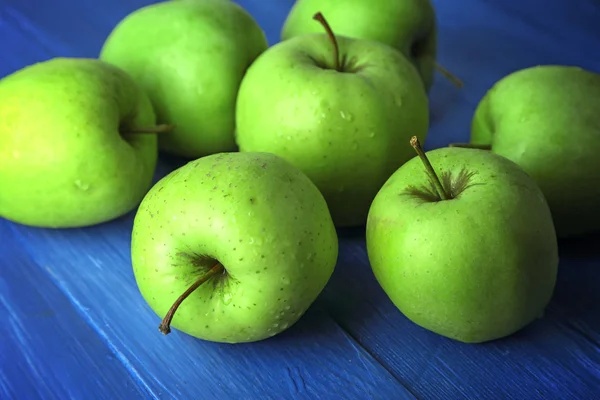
left=340, top=110, right=347, bottom=120
left=74, top=180, right=90, bottom=191
left=280, top=322, right=289, bottom=330
left=368, top=132, right=376, bottom=138
left=222, top=292, right=233, bottom=305
left=249, top=237, right=255, bottom=245
left=346, top=113, right=354, bottom=121
left=285, top=305, right=291, bottom=310
left=272, top=323, right=279, bottom=328
left=281, top=276, right=290, bottom=285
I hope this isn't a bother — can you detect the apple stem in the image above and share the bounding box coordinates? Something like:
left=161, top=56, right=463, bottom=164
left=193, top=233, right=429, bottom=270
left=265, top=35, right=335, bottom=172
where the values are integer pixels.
left=158, top=261, right=225, bottom=335
left=435, top=62, right=463, bottom=88
left=410, top=136, right=450, bottom=200
left=123, top=124, right=173, bottom=134
left=313, top=12, right=341, bottom=72
left=448, top=142, right=492, bottom=150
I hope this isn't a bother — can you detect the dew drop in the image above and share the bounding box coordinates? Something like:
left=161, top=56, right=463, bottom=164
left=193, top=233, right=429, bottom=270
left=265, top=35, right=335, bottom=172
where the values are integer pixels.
left=272, top=323, right=279, bottom=328
left=368, top=132, right=375, bottom=138
left=74, top=180, right=90, bottom=191
left=222, top=292, right=233, bottom=305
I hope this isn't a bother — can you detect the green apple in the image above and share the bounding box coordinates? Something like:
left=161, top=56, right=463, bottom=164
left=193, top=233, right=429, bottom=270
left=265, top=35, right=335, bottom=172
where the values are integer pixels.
left=0, top=57, right=158, bottom=228
left=464, top=65, right=600, bottom=238
left=99, top=0, right=268, bottom=159
left=130, top=151, right=338, bottom=343
left=235, top=13, right=429, bottom=228
left=281, top=0, right=438, bottom=91
left=366, top=137, right=559, bottom=343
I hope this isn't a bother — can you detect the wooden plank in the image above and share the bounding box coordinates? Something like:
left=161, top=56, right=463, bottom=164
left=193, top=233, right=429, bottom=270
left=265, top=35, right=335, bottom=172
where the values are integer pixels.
left=0, top=226, right=151, bottom=399
left=7, top=219, right=415, bottom=399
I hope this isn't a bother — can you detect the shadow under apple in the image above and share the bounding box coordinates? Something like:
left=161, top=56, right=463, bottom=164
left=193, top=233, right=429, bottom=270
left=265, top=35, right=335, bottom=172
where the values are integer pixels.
left=546, top=232, right=600, bottom=338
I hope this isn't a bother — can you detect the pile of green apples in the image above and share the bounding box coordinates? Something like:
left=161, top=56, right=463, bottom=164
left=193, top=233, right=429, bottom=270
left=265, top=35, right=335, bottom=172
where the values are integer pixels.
left=1, top=0, right=599, bottom=345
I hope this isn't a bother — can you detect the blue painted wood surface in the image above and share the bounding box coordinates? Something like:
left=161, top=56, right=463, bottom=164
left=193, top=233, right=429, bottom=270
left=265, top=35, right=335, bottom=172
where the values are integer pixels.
left=1, top=0, right=600, bottom=399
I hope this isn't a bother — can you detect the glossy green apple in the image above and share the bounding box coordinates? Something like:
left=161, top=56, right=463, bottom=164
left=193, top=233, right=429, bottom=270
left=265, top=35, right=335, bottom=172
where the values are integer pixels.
left=236, top=14, right=429, bottom=227
left=99, top=0, right=268, bottom=159
left=466, top=65, right=600, bottom=238
left=131, top=151, right=339, bottom=343
left=366, top=137, right=559, bottom=343
left=0, top=57, right=158, bottom=228
left=281, top=0, right=437, bottom=91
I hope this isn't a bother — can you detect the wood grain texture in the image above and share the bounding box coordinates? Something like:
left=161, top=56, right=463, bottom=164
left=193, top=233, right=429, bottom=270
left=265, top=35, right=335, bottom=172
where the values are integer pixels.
left=0, top=229, right=151, bottom=399
left=1, top=0, right=600, bottom=399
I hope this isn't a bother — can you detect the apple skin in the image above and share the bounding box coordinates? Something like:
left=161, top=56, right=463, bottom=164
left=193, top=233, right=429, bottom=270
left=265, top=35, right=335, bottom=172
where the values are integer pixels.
left=130, top=152, right=339, bottom=343
left=235, top=33, right=429, bottom=228
left=99, top=0, right=268, bottom=159
left=0, top=57, right=158, bottom=228
left=470, top=65, right=600, bottom=238
left=366, top=147, right=559, bottom=343
left=280, top=0, right=437, bottom=91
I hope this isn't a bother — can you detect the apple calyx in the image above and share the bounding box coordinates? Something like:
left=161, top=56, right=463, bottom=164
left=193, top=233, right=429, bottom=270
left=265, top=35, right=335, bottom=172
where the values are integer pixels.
left=449, top=142, right=492, bottom=150
left=122, top=123, right=174, bottom=135
left=158, top=261, right=225, bottom=335
left=312, top=12, right=342, bottom=72
left=434, top=63, right=464, bottom=88
left=410, top=136, right=451, bottom=200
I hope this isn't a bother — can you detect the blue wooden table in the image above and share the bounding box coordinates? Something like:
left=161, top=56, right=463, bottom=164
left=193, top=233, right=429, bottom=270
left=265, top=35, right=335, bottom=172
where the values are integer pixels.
left=1, top=1, right=600, bottom=399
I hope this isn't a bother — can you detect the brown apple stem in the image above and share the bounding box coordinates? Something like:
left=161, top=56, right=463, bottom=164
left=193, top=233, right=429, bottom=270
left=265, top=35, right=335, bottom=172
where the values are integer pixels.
left=449, top=142, right=492, bottom=150
left=313, top=12, right=341, bottom=72
left=410, top=136, right=450, bottom=200
left=158, top=261, right=225, bottom=335
left=435, top=62, right=463, bottom=88
left=123, top=124, right=173, bottom=134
